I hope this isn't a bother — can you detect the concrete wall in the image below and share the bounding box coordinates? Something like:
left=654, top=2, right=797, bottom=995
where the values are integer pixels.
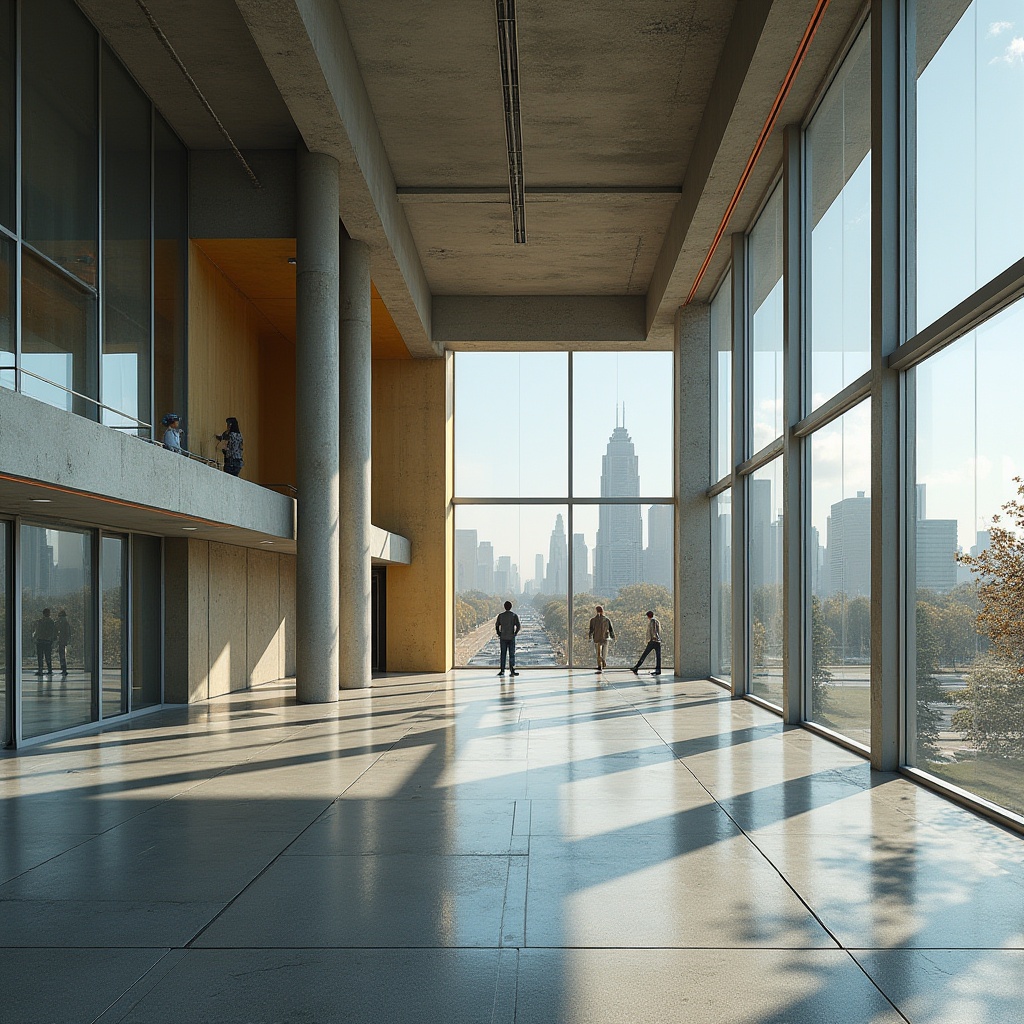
left=371, top=355, right=453, bottom=672
left=0, top=385, right=294, bottom=541
left=164, top=538, right=296, bottom=702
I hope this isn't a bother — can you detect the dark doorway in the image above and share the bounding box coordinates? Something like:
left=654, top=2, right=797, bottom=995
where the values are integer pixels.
left=371, top=566, right=386, bottom=672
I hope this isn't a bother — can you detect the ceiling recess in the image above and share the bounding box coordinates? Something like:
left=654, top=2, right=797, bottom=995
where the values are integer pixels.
left=495, top=0, right=527, bottom=243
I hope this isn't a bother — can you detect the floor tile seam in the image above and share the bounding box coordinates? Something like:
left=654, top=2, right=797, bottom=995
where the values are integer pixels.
left=179, top=711, right=437, bottom=951
left=843, top=948, right=914, bottom=1024
left=612, top=681, right=850, bottom=953
left=87, top=947, right=178, bottom=1024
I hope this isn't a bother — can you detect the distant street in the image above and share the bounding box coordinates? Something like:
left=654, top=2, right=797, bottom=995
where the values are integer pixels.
left=466, top=603, right=563, bottom=667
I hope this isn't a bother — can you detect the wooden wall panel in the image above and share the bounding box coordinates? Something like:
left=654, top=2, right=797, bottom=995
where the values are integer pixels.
left=188, top=242, right=264, bottom=479
left=372, top=355, right=453, bottom=672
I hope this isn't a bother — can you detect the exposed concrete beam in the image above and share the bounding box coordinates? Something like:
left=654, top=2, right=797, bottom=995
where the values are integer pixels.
left=397, top=186, right=682, bottom=205
left=433, top=295, right=650, bottom=347
left=645, top=0, right=863, bottom=342
left=234, top=0, right=438, bottom=357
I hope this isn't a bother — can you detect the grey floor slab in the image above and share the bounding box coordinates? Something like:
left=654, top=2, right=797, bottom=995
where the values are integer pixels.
left=3, top=669, right=1023, bottom=1024
left=109, top=948, right=502, bottom=1024
left=194, top=852, right=512, bottom=948
left=1, top=947, right=170, bottom=1024
left=853, top=949, right=1024, bottom=1024
left=515, top=949, right=905, bottom=1023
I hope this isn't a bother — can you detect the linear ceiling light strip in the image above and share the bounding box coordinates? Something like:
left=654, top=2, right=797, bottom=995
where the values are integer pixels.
left=495, top=0, right=527, bottom=243
left=133, top=0, right=261, bottom=190
left=685, top=0, right=831, bottom=305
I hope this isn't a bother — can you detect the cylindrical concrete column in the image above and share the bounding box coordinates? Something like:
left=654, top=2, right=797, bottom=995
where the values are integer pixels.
left=295, top=146, right=340, bottom=703
left=338, top=234, right=373, bottom=689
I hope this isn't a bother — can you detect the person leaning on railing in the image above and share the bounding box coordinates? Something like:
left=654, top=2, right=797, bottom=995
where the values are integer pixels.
left=161, top=413, right=187, bottom=454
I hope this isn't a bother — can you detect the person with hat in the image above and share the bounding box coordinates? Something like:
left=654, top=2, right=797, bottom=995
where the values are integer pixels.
left=161, top=413, right=185, bottom=454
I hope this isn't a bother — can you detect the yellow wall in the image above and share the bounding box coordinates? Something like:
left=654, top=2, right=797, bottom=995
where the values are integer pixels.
left=188, top=241, right=296, bottom=485
left=372, top=354, right=453, bottom=672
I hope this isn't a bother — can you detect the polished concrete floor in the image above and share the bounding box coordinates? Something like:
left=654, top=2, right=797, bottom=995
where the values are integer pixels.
left=2, top=670, right=1023, bottom=1023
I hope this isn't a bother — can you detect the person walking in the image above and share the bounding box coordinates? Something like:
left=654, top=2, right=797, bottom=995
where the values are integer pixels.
left=215, top=417, right=244, bottom=476
left=588, top=605, right=615, bottom=673
left=55, top=609, right=71, bottom=677
left=32, top=608, right=55, bottom=675
left=161, top=413, right=186, bottom=454
left=495, top=600, right=521, bottom=677
left=631, top=610, right=662, bottom=676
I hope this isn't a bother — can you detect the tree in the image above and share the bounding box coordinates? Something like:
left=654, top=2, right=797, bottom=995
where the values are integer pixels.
left=914, top=597, right=947, bottom=760
left=957, top=477, right=1024, bottom=673
left=949, top=653, right=1024, bottom=758
left=810, top=595, right=835, bottom=714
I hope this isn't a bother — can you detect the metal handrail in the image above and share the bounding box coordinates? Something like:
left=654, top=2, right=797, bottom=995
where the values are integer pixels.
left=135, top=434, right=219, bottom=468
left=0, top=363, right=153, bottom=433
left=261, top=482, right=298, bottom=496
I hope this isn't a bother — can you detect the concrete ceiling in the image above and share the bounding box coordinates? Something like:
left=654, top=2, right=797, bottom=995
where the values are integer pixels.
left=77, top=0, right=871, bottom=351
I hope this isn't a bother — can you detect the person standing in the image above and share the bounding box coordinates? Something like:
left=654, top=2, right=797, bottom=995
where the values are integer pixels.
left=55, top=609, right=71, bottom=677
left=32, top=608, right=55, bottom=675
left=161, top=413, right=186, bottom=454
left=631, top=610, right=662, bottom=676
left=495, top=600, right=521, bottom=677
left=588, top=605, right=615, bottom=673
left=215, top=417, right=244, bottom=477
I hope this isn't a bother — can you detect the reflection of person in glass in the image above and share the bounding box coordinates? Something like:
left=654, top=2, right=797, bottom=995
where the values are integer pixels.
left=56, top=609, right=71, bottom=677
left=32, top=607, right=55, bottom=675
left=215, top=417, right=244, bottom=476
left=631, top=610, right=662, bottom=676
left=588, top=606, right=615, bottom=673
left=495, top=600, right=521, bottom=677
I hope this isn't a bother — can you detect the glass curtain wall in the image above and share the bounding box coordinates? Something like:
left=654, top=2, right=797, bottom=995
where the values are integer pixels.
left=711, top=491, right=732, bottom=683
left=131, top=534, right=162, bottom=709
left=808, top=401, right=871, bottom=746
left=749, top=458, right=784, bottom=706
left=904, top=0, right=1024, bottom=820
left=1, top=520, right=9, bottom=747
left=454, top=351, right=674, bottom=669
left=20, top=524, right=95, bottom=739
left=0, top=0, right=186, bottom=434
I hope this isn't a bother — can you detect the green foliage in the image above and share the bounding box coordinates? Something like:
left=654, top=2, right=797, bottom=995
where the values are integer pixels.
left=949, top=654, right=1024, bottom=758
left=810, top=595, right=835, bottom=714
left=455, top=591, right=504, bottom=637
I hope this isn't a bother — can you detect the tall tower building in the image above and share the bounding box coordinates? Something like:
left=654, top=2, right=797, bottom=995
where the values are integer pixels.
left=545, top=514, right=568, bottom=594
left=572, top=533, right=592, bottom=594
left=476, top=541, right=494, bottom=594
left=594, top=418, right=643, bottom=596
left=643, top=505, right=673, bottom=590
left=455, top=529, right=478, bottom=594
left=826, top=491, right=871, bottom=598
left=494, top=555, right=512, bottom=595
left=534, top=553, right=545, bottom=590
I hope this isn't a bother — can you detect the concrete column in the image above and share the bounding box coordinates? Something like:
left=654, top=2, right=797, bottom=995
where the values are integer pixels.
left=675, top=303, right=712, bottom=679
left=295, top=146, right=340, bottom=704
left=339, top=234, right=373, bottom=689
left=869, top=0, right=902, bottom=769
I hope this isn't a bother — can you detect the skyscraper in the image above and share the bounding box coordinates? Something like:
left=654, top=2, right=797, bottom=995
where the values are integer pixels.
left=534, top=553, right=545, bottom=591
left=594, top=420, right=643, bottom=595
left=545, top=514, right=567, bottom=594
left=476, top=541, right=494, bottom=594
left=643, top=505, right=673, bottom=590
left=827, top=491, right=871, bottom=598
left=495, top=555, right=512, bottom=595
left=572, top=533, right=592, bottom=594
left=455, top=529, right=478, bottom=594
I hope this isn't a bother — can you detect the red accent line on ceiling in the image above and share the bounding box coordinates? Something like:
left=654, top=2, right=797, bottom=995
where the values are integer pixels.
left=685, top=0, right=831, bottom=306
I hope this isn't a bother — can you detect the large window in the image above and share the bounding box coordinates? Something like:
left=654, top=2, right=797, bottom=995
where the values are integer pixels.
left=914, top=0, right=1024, bottom=333
left=711, top=490, right=732, bottom=683
left=748, top=185, right=785, bottom=453
left=749, top=457, right=783, bottom=707
left=806, top=23, right=871, bottom=409
left=807, top=401, right=871, bottom=747
left=454, top=351, right=674, bottom=670
left=21, top=524, right=95, bottom=739
left=710, top=272, right=732, bottom=483
left=0, top=0, right=187, bottom=435
left=908, top=296, right=1024, bottom=816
